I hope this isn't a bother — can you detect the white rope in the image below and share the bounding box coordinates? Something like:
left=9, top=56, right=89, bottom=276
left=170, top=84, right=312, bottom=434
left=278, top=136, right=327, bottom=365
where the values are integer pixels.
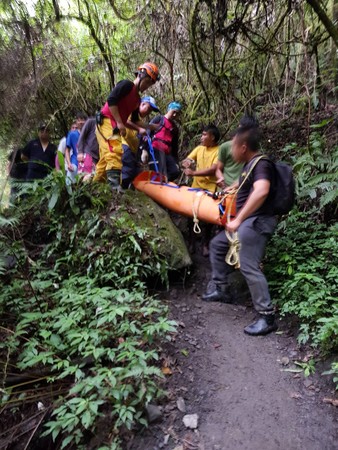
left=225, top=229, right=240, bottom=268
left=192, top=191, right=205, bottom=234
left=221, top=156, right=265, bottom=268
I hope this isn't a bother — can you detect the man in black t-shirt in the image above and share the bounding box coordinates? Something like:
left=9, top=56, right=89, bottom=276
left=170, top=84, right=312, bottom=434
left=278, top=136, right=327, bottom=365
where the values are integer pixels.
left=202, top=126, right=278, bottom=336
left=22, top=123, right=56, bottom=181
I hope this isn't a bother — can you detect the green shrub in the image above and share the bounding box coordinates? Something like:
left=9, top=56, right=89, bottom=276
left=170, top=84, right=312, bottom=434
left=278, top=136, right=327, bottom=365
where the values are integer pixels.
left=0, top=276, right=175, bottom=448
left=266, top=211, right=338, bottom=353
left=0, top=174, right=176, bottom=448
left=266, top=129, right=338, bottom=387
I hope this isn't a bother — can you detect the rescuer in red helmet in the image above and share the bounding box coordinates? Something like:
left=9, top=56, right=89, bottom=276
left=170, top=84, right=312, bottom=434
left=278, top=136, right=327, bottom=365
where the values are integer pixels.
left=94, top=62, right=160, bottom=191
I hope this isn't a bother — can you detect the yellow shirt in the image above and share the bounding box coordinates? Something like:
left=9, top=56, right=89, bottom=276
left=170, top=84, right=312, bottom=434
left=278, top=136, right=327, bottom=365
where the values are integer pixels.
left=187, top=145, right=219, bottom=191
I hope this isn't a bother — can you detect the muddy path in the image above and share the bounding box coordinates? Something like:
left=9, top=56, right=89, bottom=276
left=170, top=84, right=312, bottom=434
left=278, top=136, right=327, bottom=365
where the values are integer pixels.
left=130, top=253, right=338, bottom=450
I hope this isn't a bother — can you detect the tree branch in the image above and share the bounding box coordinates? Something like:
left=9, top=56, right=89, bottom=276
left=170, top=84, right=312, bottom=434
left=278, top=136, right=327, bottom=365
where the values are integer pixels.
left=306, top=0, right=338, bottom=47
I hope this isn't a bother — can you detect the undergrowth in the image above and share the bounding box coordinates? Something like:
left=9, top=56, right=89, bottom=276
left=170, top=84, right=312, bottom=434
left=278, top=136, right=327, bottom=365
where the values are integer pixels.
left=1, top=123, right=337, bottom=450
left=0, top=172, right=176, bottom=449
left=266, top=124, right=338, bottom=387
left=267, top=211, right=337, bottom=351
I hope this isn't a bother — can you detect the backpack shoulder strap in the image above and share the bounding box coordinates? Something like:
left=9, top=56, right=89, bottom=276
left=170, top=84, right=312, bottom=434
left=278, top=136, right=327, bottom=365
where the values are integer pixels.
left=236, top=154, right=266, bottom=193
left=152, top=115, right=165, bottom=137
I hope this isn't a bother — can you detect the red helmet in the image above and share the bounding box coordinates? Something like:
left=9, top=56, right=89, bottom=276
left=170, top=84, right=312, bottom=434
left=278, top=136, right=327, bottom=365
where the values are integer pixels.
left=137, top=62, right=160, bottom=82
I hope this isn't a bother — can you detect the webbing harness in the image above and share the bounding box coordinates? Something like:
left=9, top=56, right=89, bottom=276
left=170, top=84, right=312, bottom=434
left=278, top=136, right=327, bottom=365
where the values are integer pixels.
left=96, top=124, right=120, bottom=153
left=146, top=131, right=159, bottom=174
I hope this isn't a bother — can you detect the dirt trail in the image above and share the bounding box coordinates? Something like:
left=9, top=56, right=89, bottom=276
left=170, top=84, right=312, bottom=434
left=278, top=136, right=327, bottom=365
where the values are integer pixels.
left=131, top=255, right=337, bottom=450
left=186, top=302, right=337, bottom=450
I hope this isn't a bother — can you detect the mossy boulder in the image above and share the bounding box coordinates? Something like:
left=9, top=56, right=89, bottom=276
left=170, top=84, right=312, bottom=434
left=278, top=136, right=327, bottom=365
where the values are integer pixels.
left=117, top=190, right=192, bottom=270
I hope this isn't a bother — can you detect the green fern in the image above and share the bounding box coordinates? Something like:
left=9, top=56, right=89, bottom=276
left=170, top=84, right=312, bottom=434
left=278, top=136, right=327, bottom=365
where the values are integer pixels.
left=320, top=189, right=338, bottom=208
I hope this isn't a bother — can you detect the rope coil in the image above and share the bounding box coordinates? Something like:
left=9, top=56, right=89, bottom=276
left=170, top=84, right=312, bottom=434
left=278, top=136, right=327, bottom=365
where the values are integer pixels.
left=225, top=229, right=240, bottom=268
left=219, top=157, right=265, bottom=268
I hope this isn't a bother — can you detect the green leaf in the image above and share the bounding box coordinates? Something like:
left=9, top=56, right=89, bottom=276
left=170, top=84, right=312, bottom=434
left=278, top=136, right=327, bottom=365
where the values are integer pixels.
left=61, top=435, right=74, bottom=449
left=57, top=151, right=66, bottom=177
left=81, top=410, right=92, bottom=429
left=48, top=189, right=60, bottom=210
left=310, top=118, right=333, bottom=129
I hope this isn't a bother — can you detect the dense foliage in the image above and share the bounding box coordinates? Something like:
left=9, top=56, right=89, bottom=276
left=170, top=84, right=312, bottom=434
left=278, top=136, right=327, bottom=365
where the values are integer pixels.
left=266, top=125, right=338, bottom=382
left=0, top=174, right=176, bottom=448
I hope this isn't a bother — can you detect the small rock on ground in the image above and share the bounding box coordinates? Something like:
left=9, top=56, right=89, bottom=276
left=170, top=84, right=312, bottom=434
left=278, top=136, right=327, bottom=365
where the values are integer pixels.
left=183, top=413, right=199, bottom=429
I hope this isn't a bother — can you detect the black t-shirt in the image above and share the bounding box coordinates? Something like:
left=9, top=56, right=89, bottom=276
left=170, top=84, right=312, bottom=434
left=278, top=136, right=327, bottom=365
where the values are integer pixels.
left=22, top=139, right=56, bottom=180
left=8, top=149, right=28, bottom=179
left=236, top=156, right=275, bottom=216
left=107, top=80, right=134, bottom=106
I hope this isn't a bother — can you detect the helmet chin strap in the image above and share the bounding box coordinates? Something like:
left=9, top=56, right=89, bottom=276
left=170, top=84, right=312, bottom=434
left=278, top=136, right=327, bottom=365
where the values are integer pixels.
left=136, top=71, right=145, bottom=93
left=136, top=71, right=151, bottom=93
left=136, top=75, right=141, bottom=93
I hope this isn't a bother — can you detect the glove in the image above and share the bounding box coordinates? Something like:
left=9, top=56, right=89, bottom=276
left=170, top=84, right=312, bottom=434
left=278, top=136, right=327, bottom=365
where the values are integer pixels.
left=141, top=150, right=149, bottom=164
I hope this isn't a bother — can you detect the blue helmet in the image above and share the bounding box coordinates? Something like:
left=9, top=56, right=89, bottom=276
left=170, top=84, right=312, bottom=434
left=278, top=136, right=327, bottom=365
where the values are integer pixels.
left=167, top=101, right=182, bottom=112
left=141, top=96, right=160, bottom=112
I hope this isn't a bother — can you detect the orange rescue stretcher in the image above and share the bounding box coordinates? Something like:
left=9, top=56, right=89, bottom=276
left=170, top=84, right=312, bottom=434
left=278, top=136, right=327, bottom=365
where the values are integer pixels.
left=132, top=171, right=236, bottom=226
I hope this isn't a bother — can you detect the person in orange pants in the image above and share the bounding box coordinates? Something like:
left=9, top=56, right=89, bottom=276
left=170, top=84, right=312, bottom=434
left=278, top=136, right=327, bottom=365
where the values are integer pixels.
left=94, top=62, right=161, bottom=191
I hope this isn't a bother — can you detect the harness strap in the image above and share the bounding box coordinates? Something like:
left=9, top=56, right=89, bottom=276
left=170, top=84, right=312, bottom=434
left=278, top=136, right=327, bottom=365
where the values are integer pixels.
left=96, top=124, right=120, bottom=153
left=146, top=132, right=159, bottom=173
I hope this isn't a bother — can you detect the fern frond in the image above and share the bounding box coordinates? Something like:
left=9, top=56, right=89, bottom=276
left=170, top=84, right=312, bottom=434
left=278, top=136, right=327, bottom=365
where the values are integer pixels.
left=320, top=190, right=338, bottom=208
left=0, top=214, right=19, bottom=227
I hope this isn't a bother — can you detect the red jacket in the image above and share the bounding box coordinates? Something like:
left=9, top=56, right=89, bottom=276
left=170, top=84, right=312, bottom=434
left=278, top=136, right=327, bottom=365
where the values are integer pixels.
left=101, top=84, right=140, bottom=128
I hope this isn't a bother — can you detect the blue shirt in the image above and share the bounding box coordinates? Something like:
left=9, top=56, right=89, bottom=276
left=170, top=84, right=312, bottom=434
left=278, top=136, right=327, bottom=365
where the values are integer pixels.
left=66, top=130, right=80, bottom=167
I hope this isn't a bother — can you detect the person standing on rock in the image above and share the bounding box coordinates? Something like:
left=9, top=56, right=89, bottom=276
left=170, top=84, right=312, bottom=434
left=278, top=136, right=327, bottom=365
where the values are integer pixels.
left=202, top=125, right=278, bottom=336
left=94, top=62, right=161, bottom=191
left=143, top=101, right=182, bottom=182
left=65, top=112, right=88, bottom=184
left=55, top=121, right=77, bottom=171
left=77, top=117, right=99, bottom=180
left=121, top=96, right=160, bottom=189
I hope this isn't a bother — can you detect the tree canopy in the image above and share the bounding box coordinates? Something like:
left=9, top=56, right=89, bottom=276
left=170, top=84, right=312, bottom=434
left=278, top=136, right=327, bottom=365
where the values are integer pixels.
left=0, top=0, right=337, bottom=147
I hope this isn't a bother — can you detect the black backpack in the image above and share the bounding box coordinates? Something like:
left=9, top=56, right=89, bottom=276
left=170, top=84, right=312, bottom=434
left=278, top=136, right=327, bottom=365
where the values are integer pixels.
left=272, top=161, right=296, bottom=215
left=249, top=155, right=296, bottom=215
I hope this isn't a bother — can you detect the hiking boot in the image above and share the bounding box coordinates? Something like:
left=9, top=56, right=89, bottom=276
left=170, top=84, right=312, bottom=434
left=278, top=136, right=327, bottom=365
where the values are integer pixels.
left=106, top=169, right=124, bottom=193
left=202, top=285, right=232, bottom=303
left=244, top=314, right=277, bottom=336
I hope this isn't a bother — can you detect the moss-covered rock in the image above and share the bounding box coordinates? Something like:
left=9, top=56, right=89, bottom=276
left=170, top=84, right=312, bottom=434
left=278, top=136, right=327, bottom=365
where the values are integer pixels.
left=117, top=190, right=192, bottom=269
